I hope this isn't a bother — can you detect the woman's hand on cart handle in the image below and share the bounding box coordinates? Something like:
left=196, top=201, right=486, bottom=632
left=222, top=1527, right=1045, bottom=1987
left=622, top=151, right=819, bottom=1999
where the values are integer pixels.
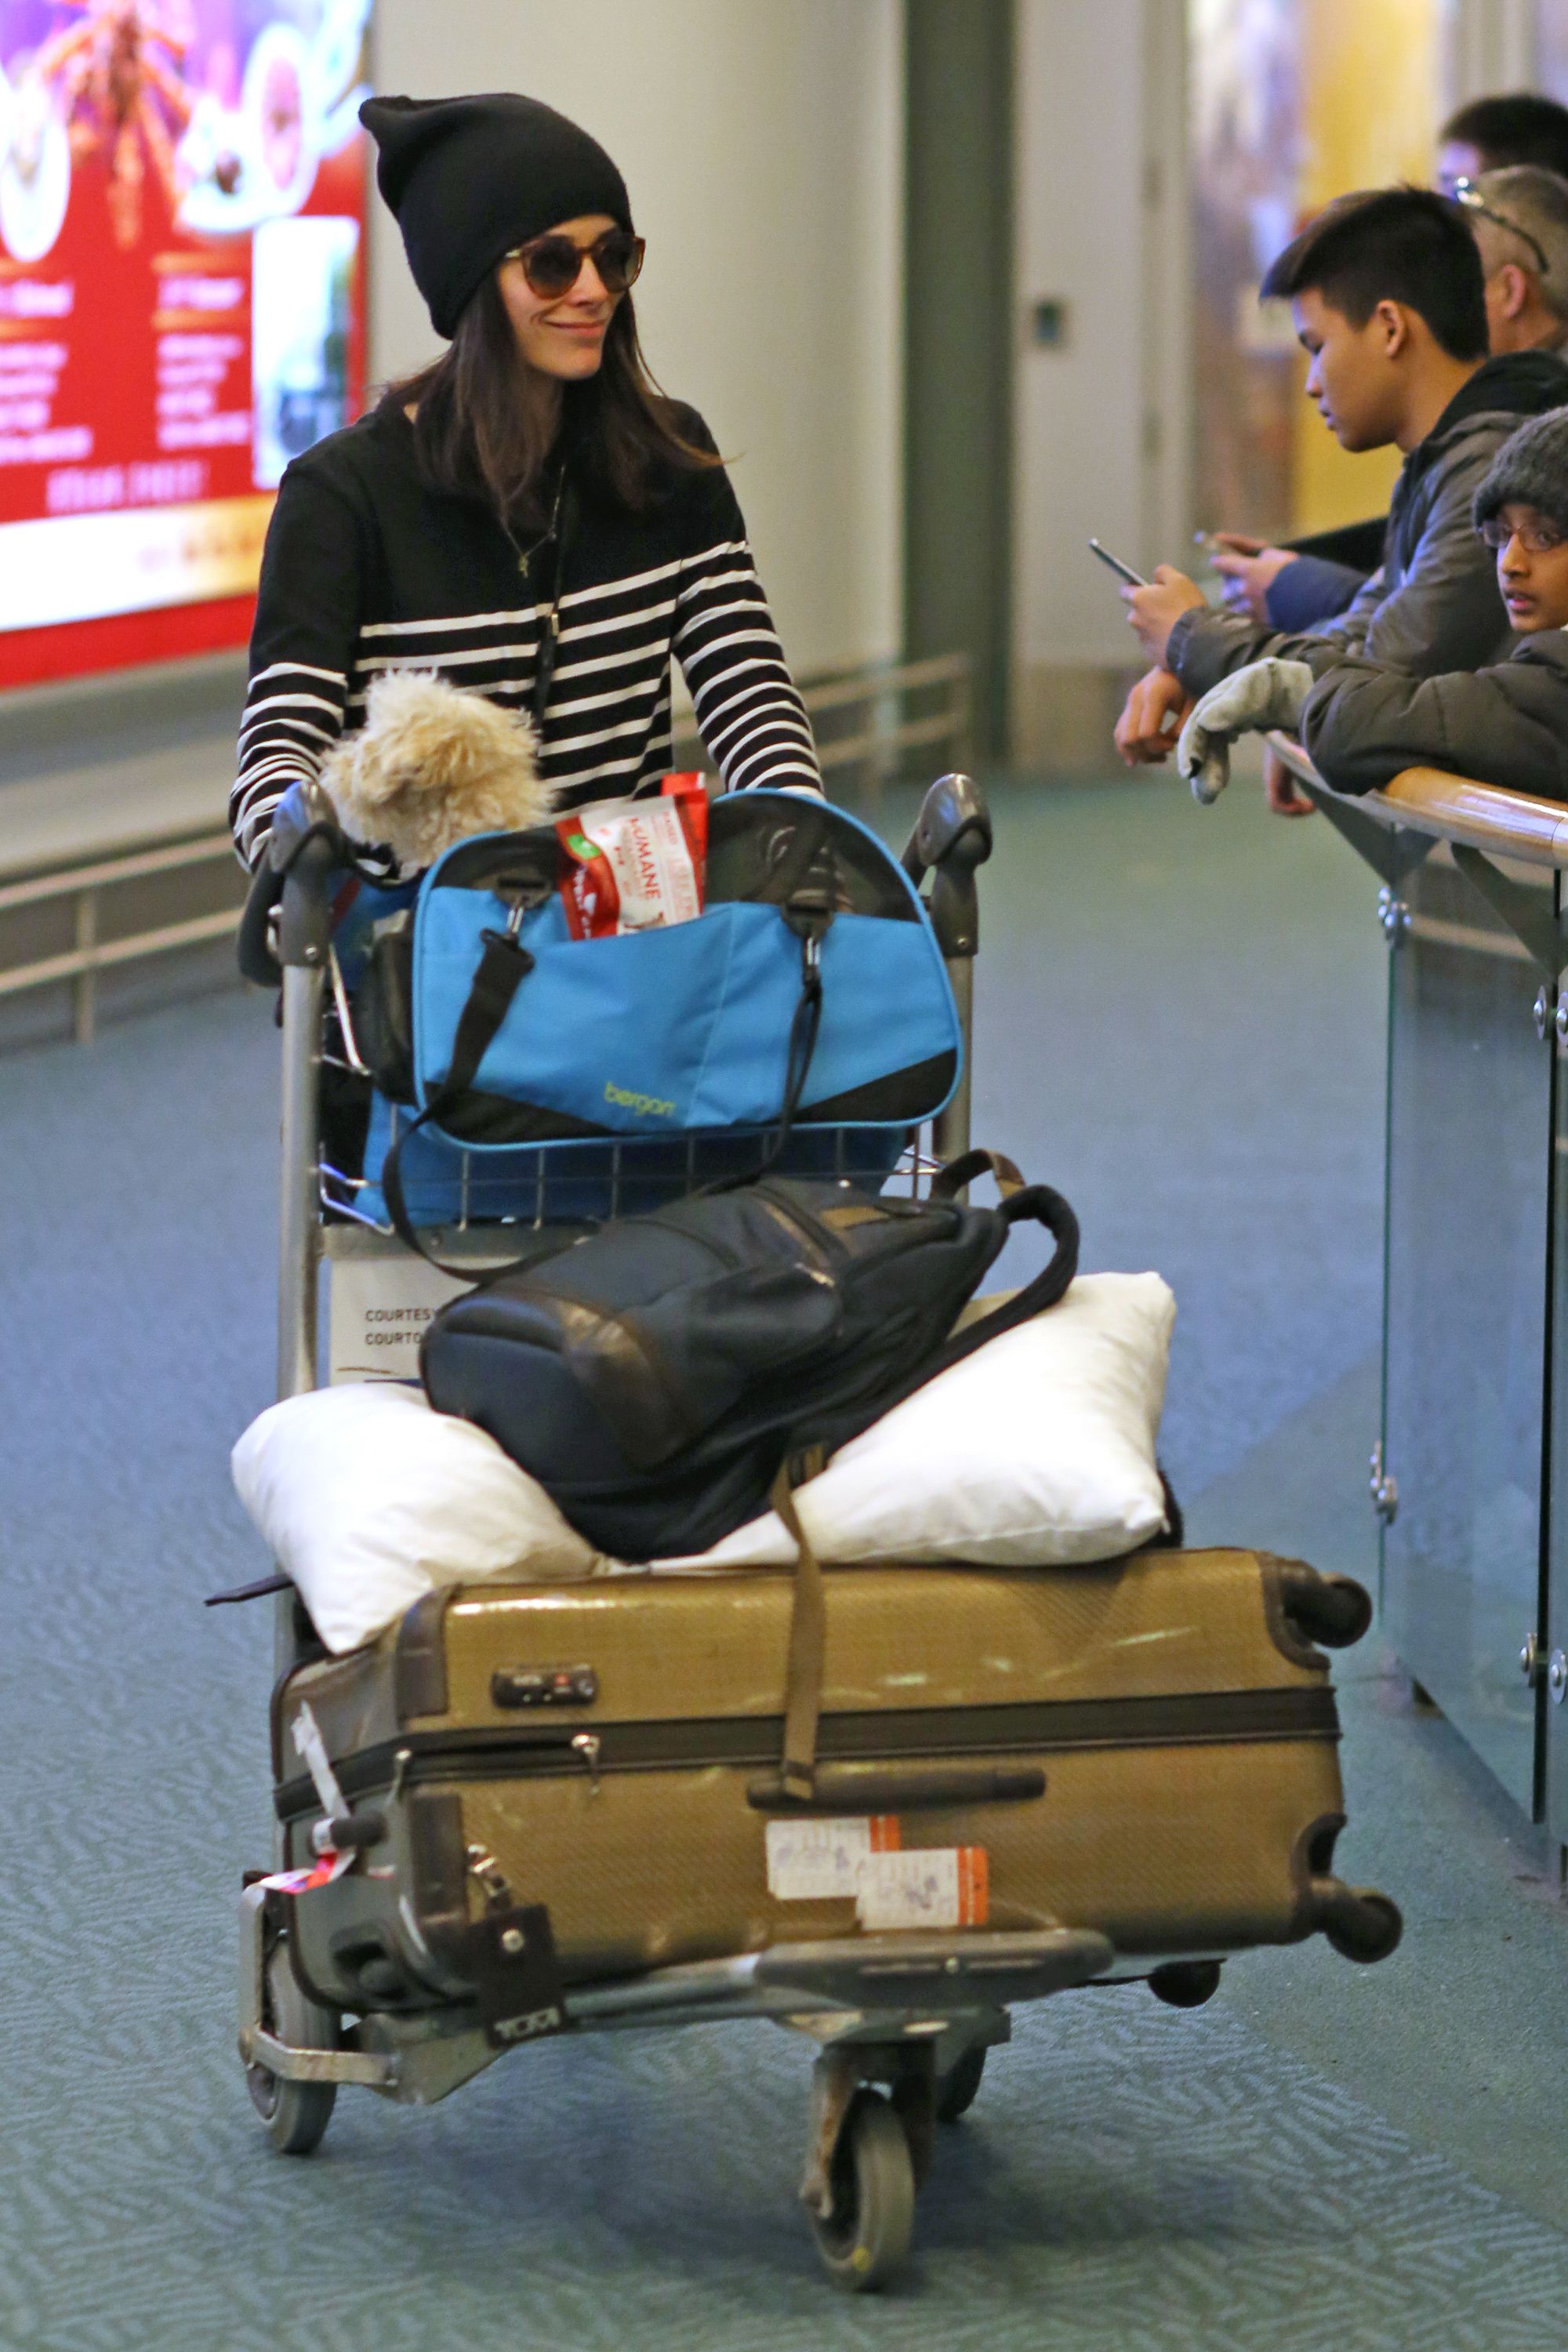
left=268, top=779, right=351, bottom=877
left=238, top=782, right=354, bottom=987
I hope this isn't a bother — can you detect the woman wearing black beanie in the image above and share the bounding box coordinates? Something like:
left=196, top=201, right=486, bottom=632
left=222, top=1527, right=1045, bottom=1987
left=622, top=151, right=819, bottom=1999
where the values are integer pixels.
left=231, top=92, right=822, bottom=869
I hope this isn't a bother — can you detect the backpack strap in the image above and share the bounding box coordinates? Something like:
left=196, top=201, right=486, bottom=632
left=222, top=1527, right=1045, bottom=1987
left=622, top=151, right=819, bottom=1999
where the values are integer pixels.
left=866, top=1167, right=1081, bottom=1416
left=771, top=1456, right=829, bottom=1803
left=931, top=1149, right=1025, bottom=1200
left=760, top=1168, right=1077, bottom=1808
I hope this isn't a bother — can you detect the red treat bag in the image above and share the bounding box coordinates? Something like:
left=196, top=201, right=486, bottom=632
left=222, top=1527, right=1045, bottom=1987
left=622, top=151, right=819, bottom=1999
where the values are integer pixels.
left=557, top=788, right=705, bottom=939
left=660, top=772, right=710, bottom=873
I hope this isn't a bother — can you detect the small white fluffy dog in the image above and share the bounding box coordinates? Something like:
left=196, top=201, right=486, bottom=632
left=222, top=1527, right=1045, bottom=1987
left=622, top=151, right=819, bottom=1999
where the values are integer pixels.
left=320, top=671, right=557, bottom=869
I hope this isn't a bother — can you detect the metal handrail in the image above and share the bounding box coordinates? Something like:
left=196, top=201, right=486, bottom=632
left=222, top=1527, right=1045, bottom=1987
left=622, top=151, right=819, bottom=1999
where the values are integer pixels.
left=0, top=824, right=238, bottom=1044
left=1268, top=733, right=1568, bottom=871
left=673, top=652, right=972, bottom=784
left=0, top=826, right=232, bottom=909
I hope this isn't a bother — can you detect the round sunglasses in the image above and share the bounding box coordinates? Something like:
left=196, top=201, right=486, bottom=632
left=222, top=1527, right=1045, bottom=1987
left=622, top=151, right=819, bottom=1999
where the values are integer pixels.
left=503, top=227, right=646, bottom=301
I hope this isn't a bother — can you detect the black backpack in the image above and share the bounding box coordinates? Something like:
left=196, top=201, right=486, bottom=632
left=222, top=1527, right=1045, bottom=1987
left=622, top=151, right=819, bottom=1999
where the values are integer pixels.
left=422, top=1152, right=1084, bottom=1808
left=420, top=1152, right=1078, bottom=1563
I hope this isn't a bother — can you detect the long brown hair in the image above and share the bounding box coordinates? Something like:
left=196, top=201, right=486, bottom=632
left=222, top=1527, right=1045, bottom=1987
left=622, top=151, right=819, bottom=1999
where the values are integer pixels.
left=394, top=274, right=721, bottom=532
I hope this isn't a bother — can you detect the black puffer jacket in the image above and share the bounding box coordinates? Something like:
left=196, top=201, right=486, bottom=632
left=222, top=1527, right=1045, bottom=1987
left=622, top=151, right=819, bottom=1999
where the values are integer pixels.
left=1169, top=351, right=1568, bottom=696
left=1300, top=630, right=1568, bottom=800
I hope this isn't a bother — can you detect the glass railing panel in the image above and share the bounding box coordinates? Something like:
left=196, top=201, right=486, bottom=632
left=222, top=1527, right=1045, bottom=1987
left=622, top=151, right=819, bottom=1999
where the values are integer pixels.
left=1382, top=847, right=1549, bottom=1815
left=1541, top=870, right=1568, bottom=1843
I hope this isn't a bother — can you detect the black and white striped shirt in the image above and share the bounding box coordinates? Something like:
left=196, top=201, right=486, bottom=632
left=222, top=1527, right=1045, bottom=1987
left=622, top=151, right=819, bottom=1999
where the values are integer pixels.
left=231, top=400, right=821, bottom=869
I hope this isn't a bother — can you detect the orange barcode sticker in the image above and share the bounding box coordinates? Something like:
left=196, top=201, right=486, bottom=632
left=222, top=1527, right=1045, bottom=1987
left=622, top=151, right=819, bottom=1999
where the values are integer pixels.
left=764, top=1815, right=901, bottom=1901
left=855, top=1846, right=989, bottom=1931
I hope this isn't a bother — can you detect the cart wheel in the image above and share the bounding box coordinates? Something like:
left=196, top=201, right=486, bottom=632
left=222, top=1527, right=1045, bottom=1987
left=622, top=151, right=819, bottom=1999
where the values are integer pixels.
left=1323, top=1887, right=1403, bottom=1966
left=935, top=2044, right=987, bottom=2122
left=810, top=2089, right=915, bottom=2293
left=1148, top=1959, right=1223, bottom=2009
left=246, top=1941, right=338, bottom=2155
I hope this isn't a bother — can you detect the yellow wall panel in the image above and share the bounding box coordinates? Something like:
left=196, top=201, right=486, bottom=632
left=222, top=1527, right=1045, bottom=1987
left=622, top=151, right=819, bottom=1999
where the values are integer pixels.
left=1292, top=0, right=1439, bottom=532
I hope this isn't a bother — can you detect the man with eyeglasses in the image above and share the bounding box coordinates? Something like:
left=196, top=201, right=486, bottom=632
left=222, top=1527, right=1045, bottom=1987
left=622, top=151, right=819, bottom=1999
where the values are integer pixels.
left=1460, top=167, right=1568, bottom=358
left=1436, top=91, right=1568, bottom=198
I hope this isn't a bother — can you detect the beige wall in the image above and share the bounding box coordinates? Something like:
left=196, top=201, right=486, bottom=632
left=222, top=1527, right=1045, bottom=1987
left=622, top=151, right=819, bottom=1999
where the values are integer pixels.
left=368, top=0, right=904, bottom=679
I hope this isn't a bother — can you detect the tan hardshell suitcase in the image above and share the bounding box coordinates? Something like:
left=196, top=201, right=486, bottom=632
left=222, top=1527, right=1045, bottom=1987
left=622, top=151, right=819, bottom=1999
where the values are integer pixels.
left=270, top=1545, right=1395, bottom=2010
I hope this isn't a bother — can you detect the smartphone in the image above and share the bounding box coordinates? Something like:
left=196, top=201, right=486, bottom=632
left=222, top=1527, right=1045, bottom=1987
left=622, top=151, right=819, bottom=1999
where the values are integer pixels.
left=1195, top=529, right=1265, bottom=559
left=1087, top=538, right=1148, bottom=588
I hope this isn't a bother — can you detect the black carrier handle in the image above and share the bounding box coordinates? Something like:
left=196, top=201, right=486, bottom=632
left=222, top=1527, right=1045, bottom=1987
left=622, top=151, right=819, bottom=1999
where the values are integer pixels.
left=746, top=1762, right=1046, bottom=1813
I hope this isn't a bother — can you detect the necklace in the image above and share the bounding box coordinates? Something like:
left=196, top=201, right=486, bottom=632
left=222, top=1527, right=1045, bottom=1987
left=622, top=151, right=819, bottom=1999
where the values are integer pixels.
left=499, top=466, right=571, bottom=733
left=501, top=465, right=568, bottom=576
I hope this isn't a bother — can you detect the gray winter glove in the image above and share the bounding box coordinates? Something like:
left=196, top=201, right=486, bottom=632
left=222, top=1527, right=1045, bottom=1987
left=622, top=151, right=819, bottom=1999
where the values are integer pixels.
left=1177, top=658, right=1315, bottom=804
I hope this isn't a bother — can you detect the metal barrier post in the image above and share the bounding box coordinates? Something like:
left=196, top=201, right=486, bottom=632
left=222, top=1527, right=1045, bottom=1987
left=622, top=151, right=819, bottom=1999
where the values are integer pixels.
left=72, top=887, right=96, bottom=1044
left=277, top=962, right=325, bottom=1403
left=933, top=960, right=974, bottom=1163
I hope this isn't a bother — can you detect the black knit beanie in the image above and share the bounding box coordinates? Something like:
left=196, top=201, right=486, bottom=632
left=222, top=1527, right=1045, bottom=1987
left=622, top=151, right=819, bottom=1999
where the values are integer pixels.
left=1472, top=406, right=1568, bottom=536
left=361, top=93, right=633, bottom=339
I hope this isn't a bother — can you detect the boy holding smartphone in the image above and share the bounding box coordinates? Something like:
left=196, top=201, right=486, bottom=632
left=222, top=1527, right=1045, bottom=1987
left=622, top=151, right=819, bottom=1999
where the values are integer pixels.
left=1115, top=188, right=1566, bottom=776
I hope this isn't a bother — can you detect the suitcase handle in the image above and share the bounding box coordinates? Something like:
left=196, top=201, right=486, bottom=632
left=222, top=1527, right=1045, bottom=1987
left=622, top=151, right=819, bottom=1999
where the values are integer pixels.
left=746, top=1762, right=1046, bottom=1813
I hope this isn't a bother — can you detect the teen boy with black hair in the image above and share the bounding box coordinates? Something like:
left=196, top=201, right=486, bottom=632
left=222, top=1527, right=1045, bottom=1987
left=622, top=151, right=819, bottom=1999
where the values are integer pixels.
left=1116, top=186, right=1568, bottom=769
left=1213, top=163, right=1568, bottom=644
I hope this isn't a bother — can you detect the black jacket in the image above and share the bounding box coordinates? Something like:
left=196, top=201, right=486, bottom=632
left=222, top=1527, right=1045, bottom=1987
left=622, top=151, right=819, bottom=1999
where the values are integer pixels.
left=1300, top=630, right=1568, bottom=800
left=1170, top=351, right=1568, bottom=696
left=231, top=401, right=820, bottom=869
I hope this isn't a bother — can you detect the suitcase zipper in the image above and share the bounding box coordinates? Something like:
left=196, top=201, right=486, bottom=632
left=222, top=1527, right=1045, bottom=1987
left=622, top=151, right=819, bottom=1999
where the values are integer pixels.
left=273, top=1685, right=1339, bottom=1820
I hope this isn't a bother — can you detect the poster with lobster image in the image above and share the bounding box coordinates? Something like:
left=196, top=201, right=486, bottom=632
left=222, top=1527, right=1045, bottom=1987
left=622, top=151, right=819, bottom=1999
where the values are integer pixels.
left=0, top=2, right=370, bottom=686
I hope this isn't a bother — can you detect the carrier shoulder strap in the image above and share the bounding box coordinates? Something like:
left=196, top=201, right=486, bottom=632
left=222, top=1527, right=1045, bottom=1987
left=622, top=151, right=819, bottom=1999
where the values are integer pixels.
left=380, top=920, right=538, bottom=1272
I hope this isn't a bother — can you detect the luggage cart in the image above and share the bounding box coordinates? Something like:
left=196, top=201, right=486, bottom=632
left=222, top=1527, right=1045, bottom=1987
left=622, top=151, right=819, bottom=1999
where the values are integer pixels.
left=232, top=775, right=1392, bottom=2292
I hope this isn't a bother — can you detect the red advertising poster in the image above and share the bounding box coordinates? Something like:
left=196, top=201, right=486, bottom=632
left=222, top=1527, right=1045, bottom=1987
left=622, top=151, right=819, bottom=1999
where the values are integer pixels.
left=0, top=2, right=370, bottom=688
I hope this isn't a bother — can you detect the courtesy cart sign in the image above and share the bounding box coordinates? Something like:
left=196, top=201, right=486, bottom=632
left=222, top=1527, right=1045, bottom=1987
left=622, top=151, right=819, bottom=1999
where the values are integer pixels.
left=0, top=1, right=369, bottom=685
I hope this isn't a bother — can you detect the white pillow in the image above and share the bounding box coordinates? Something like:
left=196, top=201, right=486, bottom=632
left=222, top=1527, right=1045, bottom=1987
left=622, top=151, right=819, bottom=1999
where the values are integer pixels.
left=660, top=1272, right=1175, bottom=1570
left=230, top=1273, right=1175, bottom=1654
left=231, top=1382, right=597, bottom=1654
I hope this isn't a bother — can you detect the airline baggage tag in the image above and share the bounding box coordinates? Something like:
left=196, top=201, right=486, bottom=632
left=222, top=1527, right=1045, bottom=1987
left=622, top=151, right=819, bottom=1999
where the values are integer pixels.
left=855, top=1847, right=989, bottom=1931
left=766, top=1816, right=900, bottom=1902
left=255, top=1704, right=355, bottom=1891
left=455, top=1903, right=569, bottom=2049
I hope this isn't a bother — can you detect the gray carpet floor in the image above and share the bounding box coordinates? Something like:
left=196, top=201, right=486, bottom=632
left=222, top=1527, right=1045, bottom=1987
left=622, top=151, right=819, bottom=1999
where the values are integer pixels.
left=5, top=773, right=1567, bottom=2349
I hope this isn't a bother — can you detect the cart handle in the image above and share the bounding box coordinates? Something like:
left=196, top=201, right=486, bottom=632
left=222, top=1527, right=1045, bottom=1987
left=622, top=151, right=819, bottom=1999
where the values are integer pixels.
left=237, top=780, right=352, bottom=986
left=900, top=772, right=993, bottom=960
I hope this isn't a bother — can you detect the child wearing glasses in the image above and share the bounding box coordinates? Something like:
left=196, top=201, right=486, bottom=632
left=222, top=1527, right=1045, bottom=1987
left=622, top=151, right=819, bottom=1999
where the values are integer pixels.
left=1178, top=408, right=1568, bottom=803
left=232, top=92, right=820, bottom=875
left=1296, top=408, right=1568, bottom=797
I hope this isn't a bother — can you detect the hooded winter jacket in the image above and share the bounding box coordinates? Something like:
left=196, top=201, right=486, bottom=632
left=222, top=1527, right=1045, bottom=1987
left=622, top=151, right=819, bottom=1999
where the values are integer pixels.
left=1167, top=350, right=1568, bottom=699
left=1299, top=630, right=1568, bottom=800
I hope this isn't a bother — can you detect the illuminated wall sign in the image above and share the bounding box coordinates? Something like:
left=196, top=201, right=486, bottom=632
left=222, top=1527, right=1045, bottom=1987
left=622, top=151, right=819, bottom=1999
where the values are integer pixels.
left=0, top=2, right=370, bottom=687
